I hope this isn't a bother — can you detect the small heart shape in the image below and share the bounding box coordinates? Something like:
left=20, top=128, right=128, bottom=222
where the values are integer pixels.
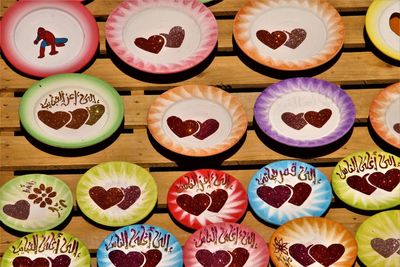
left=142, top=249, right=162, bottom=267
left=281, top=112, right=307, bottom=130
left=389, top=12, right=400, bottom=36
left=160, top=26, right=185, bottom=48
left=309, top=244, right=345, bottom=266
left=347, top=174, right=377, bottom=195
left=65, top=108, right=89, bottom=129
left=37, top=110, right=71, bottom=130
left=117, top=185, right=141, bottom=210
left=256, top=30, right=287, bottom=49
left=167, top=116, right=199, bottom=138
left=193, top=119, right=219, bottom=140
left=134, top=35, right=165, bottom=54
left=89, top=186, right=124, bottom=210
left=12, top=256, right=50, bottom=267
left=3, top=200, right=30, bottom=220
left=109, top=250, right=145, bottom=267
left=176, top=193, right=210, bottom=216
left=256, top=185, right=291, bottom=208
left=229, top=248, right=249, bottom=267
left=48, top=255, right=71, bottom=267
left=371, top=238, right=400, bottom=258
left=368, top=168, right=400, bottom=192
left=195, top=249, right=231, bottom=267
left=287, top=183, right=312, bottom=206
left=289, top=244, right=315, bottom=267
left=86, top=104, right=105, bottom=125
left=394, top=123, right=400, bottom=133
left=207, top=189, right=228, bottom=213
left=304, top=108, right=332, bottom=128
left=284, top=28, right=307, bottom=49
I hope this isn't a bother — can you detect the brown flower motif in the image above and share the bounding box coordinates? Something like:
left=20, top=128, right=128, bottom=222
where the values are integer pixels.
left=28, top=183, right=57, bottom=208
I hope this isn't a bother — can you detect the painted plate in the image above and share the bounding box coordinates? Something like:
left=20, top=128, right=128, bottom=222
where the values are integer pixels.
left=183, top=222, right=269, bottom=267
left=369, top=82, right=400, bottom=148
left=254, top=77, right=355, bottom=147
left=233, top=0, right=345, bottom=71
left=1, top=1, right=98, bottom=78
left=76, top=161, right=158, bottom=227
left=332, top=151, right=400, bottom=210
left=19, top=73, right=124, bottom=149
left=0, top=174, right=73, bottom=232
left=269, top=217, right=357, bottom=267
left=97, top=224, right=183, bottom=267
left=366, top=0, right=400, bottom=60
left=248, top=160, right=332, bottom=226
left=105, top=0, right=218, bottom=74
left=356, top=210, right=400, bottom=267
left=0, top=231, right=90, bottom=267
left=168, top=169, right=248, bottom=230
left=147, top=85, right=248, bottom=157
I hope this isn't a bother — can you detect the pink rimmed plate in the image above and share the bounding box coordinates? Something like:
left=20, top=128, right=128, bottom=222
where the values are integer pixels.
left=1, top=1, right=98, bottom=78
left=254, top=77, right=355, bottom=147
left=105, top=0, right=218, bottom=74
left=147, top=85, right=248, bottom=157
left=233, top=0, right=345, bottom=71
left=369, top=82, right=400, bottom=148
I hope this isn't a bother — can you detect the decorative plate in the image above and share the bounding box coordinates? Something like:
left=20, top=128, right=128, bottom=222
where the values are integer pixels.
left=147, top=85, right=248, bottom=157
left=19, top=73, right=124, bottom=149
left=254, top=77, right=355, bottom=147
left=248, top=160, right=332, bottom=226
left=369, top=82, right=400, bottom=148
left=356, top=210, right=400, bottom=267
left=332, top=151, right=400, bottom=210
left=0, top=231, right=91, bottom=267
left=97, top=224, right=183, bottom=267
left=269, top=217, right=357, bottom=267
left=105, top=0, right=218, bottom=74
left=167, top=169, right=248, bottom=230
left=0, top=174, right=73, bottom=232
left=76, top=161, right=158, bottom=227
left=233, top=0, right=345, bottom=71
left=183, top=222, right=269, bottom=267
left=366, top=0, right=400, bottom=60
left=1, top=1, right=98, bottom=78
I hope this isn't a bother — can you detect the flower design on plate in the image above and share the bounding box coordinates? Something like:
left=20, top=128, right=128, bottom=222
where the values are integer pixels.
left=28, top=184, right=57, bottom=208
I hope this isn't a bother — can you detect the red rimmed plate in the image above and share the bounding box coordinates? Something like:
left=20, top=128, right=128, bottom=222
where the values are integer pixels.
left=167, top=169, right=248, bottom=230
left=1, top=1, right=98, bottom=78
left=369, top=82, right=400, bottom=148
left=105, top=0, right=218, bottom=74
left=233, top=0, right=345, bottom=71
left=269, top=217, right=358, bottom=267
left=147, top=85, right=248, bottom=157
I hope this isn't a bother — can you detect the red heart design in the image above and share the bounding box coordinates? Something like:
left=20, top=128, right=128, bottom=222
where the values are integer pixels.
left=304, top=109, right=332, bottom=128
left=176, top=193, right=210, bottom=216
left=37, top=110, right=71, bottom=130
left=117, top=185, right=141, bottom=210
left=89, top=186, right=124, bottom=210
left=393, top=123, right=400, bottom=133
left=13, top=256, right=50, bottom=267
left=289, top=244, right=315, bottom=266
left=371, top=238, right=400, bottom=258
left=160, top=26, right=185, bottom=48
left=256, top=185, right=291, bottom=208
left=368, top=168, right=400, bottom=192
left=309, top=244, right=345, bottom=266
left=347, top=174, right=377, bottom=195
left=207, top=189, right=228, bottom=213
left=281, top=112, right=307, bottom=130
left=256, top=30, right=287, bottom=49
left=193, top=119, right=219, bottom=140
left=48, top=255, right=71, bottom=267
left=167, top=116, right=199, bottom=138
left=142, top=249, right=162, bottom=267
left=389, top=13, right=400, bottom=37
left=65, top=108, right=89, bottom=129
left=287, top=183, right=312, bottom=206
left=134, top=35, right=165, bottom=54
left=3, top=199, right=30, bottom=220
left=109, top=250, right=145, bottom=267
left=228, top=248, right=249, bottom=267
left=195, top=249, right=231, bottom=267
left=284, top=28, right=307, bottom=49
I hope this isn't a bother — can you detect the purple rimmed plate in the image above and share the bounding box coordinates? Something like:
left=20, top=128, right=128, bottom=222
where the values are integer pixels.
left=254, top=77, right=355, bottom=147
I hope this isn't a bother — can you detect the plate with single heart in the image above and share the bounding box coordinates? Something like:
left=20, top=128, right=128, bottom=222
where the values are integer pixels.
left=76, top=161, right=157, bottom=227
left=0, top=230, right=91, bottom=267
left=105, top=0, right=218, bottom=74
left=0, top=174, right=73, bottom=232
left=369, top=82, right=400, bottom=149
left=248, top=160, right=332, bottom=226
left=167, top=169, right=248, bottom=230
left=19, top=73, right=124, bottom=149
left=147, top=85, right=248, bottom=157
left=233, top=0, right=345, bottom=71
left=254, top=77, right=355, bottom=147
left=331, top=151, right=400, bottom=211
left=366, top=0, right=400, bottom=61
left=269, top=216, right=357, bottom=267
left=183, top=222, right=269, bottom=267
left=97, top=224, right=183, bottom=267
left=356, top=210, right=400, bottom=267
left=1, top=1, right=98, bottom=78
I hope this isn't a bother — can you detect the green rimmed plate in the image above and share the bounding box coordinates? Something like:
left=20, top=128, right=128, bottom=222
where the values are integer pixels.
left=332, top=151, right=400, bottom=210
left=19, top=73, right=124, bottom=149
left=76, top=161, right=158, bottom=227
left=0, top=174, right=73, bottom=232
left=0, top=231, right=90, bottom=267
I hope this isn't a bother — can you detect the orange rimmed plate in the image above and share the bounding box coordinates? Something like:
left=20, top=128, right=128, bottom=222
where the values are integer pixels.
left=233, top=0, right=345, bottom=71
left=369, top=82, right=400, bottom=148
left=147, top=85, right=247, bottom=157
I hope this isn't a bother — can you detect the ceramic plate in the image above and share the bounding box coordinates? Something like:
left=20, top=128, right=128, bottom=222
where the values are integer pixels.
left=0, top=231, right=90, bottom=267
left=233, top=0, right=345, bottom=71
left=332, top=151, right=400, bottom=210
left=248, top=160, right=332, bottom=226
left=19, top=73, right=124, bottom=149
left=254, top=77, right=355, bottom=147
left=183, top=222, right=269, bottom=267
left=369, top=82, right=400, bottom=148
left=0, top=174, right=73, bottom=232
left=168, top=169, right=248, bottom=230
left=97, top=224, right=183, bottom=267
left=105, top=0, right=218, bottom=74
left=76, top=161, right=158, bottom=227
left=366, top=0, right=400, bottom=60
left=147, top=85, right=247, bottom=157
left=356, top=210, right=400, bottom=267
left=1, top=1, right=98, bottom=78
